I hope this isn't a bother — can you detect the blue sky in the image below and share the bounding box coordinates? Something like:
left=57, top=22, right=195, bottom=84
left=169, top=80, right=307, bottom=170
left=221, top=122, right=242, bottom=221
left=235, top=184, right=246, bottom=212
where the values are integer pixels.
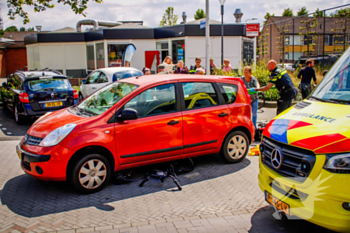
left=0, top=0, right=348, bottom=31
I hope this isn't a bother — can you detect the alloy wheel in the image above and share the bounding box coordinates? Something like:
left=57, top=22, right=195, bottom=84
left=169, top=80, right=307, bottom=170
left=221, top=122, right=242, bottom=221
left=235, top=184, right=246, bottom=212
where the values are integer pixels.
left=79, top=159, right=107, bottom=189
left=227, top=135, right=247, bottom=159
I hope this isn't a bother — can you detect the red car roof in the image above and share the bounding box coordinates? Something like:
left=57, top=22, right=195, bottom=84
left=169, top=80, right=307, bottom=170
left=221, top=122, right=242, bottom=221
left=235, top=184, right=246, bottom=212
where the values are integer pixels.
left=122, top=74, right=242, bottom=87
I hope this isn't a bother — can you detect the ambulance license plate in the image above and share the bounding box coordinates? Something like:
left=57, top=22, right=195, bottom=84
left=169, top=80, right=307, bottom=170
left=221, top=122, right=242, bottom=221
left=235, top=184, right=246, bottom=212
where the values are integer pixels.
left=265, top=191, right=290, bottom=215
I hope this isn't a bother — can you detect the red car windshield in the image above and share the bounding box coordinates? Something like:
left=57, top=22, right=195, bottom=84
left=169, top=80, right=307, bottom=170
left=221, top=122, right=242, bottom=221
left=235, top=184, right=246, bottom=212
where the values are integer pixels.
left=75, top=82, right=139, bottom=116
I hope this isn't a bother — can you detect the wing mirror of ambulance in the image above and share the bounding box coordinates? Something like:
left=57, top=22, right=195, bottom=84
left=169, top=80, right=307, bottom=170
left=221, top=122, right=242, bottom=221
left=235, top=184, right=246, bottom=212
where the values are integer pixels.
left=323, top=70, right=328, bottom=76
left=81, top=79, right=87, bottom=84
left=117, top=108, right=138, bottom=122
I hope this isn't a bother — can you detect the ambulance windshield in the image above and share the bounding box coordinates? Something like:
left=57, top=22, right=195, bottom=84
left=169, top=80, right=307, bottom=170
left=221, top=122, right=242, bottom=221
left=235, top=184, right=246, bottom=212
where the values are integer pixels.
left=312, top=48, right=350, bottom=104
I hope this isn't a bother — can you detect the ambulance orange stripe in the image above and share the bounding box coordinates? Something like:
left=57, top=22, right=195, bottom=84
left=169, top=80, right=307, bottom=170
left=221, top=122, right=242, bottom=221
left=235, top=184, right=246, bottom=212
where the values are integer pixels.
left=288, top=120, right=313, bottom=130
left=291, top=133, right=347, bottom=151
left=314, top=138, right=350, bottom=154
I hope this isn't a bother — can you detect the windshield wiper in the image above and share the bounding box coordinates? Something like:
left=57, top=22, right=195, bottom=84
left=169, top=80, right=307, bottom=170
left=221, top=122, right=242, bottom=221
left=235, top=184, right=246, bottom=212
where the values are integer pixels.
left=76, top=107, right=97, bottom=117
left=309, top=96, right=338, bottom=104
left=330, top=98, right=350, bottom=104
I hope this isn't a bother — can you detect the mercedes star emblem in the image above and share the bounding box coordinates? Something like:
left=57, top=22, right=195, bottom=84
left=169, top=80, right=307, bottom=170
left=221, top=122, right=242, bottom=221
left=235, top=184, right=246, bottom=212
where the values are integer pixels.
left=271, top=148, right=283, bottom=169
left=51, top=93, right=55, bottom=98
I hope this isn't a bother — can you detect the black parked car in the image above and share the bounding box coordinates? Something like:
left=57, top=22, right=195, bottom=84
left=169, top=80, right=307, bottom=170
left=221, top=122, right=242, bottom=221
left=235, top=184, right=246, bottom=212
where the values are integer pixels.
left=1, top=70, right=78, bottom=124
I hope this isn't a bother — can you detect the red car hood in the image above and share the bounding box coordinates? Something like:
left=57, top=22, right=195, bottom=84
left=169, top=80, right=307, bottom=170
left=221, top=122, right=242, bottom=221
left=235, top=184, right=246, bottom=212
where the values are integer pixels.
left=28, top=109, right=85, bottom=138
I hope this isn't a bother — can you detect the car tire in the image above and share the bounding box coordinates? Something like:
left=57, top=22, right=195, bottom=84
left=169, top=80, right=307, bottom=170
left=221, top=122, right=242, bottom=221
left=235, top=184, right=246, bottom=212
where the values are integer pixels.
left=14, top=105, right=24, bottom=125
left=70, top=153, right=111, bottom=194
left=220, top=131, right=249, bottom=163
left=78, top=93, right=84, bottom=102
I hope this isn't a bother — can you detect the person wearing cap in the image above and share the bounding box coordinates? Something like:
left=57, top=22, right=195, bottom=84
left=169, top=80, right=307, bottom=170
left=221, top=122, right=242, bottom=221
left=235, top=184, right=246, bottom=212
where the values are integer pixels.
left=142, top=67, right=151, bottom=75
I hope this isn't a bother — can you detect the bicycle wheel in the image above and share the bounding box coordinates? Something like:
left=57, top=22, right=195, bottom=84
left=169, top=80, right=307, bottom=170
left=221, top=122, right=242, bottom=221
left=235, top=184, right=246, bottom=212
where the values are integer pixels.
left=258, top=92, right=265, bottom=109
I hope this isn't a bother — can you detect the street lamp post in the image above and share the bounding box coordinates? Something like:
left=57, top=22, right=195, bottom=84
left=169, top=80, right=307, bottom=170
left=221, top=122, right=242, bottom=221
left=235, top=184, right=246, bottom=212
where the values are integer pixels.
left=219, top=0, right=226, bottom=69
left=245, top=18, right=257, bottom=23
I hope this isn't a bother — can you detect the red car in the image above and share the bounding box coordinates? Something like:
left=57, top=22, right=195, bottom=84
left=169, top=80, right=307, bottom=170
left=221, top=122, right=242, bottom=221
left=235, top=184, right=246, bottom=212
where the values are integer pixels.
left=16, top=75, right=254, bottom=193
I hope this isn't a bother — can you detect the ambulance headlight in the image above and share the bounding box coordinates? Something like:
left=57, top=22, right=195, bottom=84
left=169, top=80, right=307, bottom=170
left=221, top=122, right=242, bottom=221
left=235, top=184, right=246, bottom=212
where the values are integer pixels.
left=324, top=153, right=350, bottom=174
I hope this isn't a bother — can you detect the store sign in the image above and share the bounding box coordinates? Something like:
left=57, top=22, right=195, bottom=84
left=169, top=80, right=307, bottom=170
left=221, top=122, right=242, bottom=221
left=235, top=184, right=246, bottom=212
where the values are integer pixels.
left=246, top=23, right=260, bottom=37
left=200, top=19, right=206, bottom=29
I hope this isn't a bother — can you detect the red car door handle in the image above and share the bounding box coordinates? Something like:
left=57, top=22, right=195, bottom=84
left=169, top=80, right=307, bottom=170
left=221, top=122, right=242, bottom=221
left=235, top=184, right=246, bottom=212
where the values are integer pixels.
left=218, top=113, right=228, bottom=117
left=167, top=120, right=180, bottom=125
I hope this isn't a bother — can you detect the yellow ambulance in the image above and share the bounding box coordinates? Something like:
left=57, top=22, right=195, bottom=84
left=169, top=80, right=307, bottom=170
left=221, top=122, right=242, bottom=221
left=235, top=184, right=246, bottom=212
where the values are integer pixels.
left=258, top=48, right=350, bottom=232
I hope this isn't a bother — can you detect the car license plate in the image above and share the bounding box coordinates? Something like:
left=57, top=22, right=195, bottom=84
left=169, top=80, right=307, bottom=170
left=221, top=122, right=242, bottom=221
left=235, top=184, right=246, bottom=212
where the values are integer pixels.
left=45, top=102, right=63, bottom=108
left=17, top=147, right=22, bottom=160
left=265, top=191, right=290, bottom=215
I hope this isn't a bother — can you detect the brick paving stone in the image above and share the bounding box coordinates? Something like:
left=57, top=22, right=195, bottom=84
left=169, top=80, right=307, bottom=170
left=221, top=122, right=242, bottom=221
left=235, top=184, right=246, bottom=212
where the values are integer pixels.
left=0, top=139, right=336, bottom=233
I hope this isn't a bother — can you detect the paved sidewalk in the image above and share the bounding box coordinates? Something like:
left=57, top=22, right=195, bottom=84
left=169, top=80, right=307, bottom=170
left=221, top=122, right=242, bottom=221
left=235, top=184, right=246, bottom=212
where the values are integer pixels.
left=0, top=140, right=333, bottom=233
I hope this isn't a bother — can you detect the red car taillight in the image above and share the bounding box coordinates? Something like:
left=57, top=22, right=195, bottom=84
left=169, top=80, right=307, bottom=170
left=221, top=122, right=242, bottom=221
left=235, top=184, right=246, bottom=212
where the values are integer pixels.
left=73, top=89, right=78, bottom=99
left=19, top=93, right=29, bottom=103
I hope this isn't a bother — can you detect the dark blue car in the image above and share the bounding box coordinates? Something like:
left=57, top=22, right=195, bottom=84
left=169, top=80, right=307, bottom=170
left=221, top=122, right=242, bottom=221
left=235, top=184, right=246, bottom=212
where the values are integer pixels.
left=1, top=70, right=78, bottom=124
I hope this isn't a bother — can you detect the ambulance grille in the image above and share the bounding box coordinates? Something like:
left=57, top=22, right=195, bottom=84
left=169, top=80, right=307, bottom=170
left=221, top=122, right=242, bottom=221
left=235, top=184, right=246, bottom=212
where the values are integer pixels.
left=261, top=138, right=316, bottom=181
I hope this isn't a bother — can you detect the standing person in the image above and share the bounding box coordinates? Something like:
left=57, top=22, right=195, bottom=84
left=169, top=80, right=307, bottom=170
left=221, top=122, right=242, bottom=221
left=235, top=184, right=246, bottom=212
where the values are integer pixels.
left=161, top=56, right=174, bottom=73
left=251, top=60, right=296, bottom=115
left=189, top=57, right=205, bottom=74
left=298, top=59, right=317, bottom=99
left=142, top=67, right=151, bottom=75
left=222, top=59, right=232, bottom=73
left=241, top=66, right=260, bottom=129
left=174, top=60, right=189, bottom=74
left=210, top=58, right=217, bottom=75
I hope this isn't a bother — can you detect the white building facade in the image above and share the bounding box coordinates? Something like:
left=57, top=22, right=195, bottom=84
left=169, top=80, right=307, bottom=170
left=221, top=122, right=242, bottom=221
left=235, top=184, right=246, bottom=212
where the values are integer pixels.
left=25, top=21, right=256, bottom=77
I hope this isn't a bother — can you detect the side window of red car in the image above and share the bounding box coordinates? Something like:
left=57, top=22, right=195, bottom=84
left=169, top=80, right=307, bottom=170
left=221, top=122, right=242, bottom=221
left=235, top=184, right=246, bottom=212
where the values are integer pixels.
left=182, top=82, right=218, bottom=109
left=124, top=83, right=177, bottom=117
left=217, top=83, right=238, bottom=104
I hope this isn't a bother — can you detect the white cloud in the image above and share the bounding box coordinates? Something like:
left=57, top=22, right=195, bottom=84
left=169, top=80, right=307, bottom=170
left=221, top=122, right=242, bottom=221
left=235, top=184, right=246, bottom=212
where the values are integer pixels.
left=0, top=0, right=348, bottom=31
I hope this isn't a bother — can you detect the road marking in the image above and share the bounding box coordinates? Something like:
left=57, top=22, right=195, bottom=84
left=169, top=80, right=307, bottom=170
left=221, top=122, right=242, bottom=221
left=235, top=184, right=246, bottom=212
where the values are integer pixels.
left=2, top=128, right=7, bottom=130
left=6, top=132, right=12, bottom=135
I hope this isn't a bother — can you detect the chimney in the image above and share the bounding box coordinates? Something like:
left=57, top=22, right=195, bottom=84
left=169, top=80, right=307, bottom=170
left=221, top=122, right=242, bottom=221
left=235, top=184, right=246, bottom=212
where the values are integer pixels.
left=234, top=8, right=243, bottom=23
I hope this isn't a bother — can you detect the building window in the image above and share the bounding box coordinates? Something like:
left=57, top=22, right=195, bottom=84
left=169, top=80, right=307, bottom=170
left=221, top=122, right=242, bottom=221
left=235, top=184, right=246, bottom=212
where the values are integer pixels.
left=334, top=35, right=344, bottom=45
left=172, top=40, right=185, bottom=64
left=324, top=35, right=330, bottom=46
left=156, top=42, right=169, bottom=62
left=108, top=44, right=128, bottom=67
left=86, top=44, right=95, bottom=70
left=285, top=37, right=289, bottom=45
left=95, top=42, right=105, bottom=69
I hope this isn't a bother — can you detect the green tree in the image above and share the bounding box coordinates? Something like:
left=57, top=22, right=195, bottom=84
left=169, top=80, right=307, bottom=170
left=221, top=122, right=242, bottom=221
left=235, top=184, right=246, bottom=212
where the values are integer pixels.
left=5, top=26, right=18, bottom=32
left=299, top=17, right=318, bottom=58
left=330, top=7, right=350, bottom=17
left=297, top=7, right=308, bottom=16
left=332, top=12, right=350, bottom=52
left=194, top=9, right=206, bottom=20
left=282, top=8, right=294, bottom=17
left=0, top=30, right=4, bottom=37
left=159, top=7, right=178, bottom=27
left=27, top=27, right=34, bottom=31
left=314, top=8, right=326, bottom=17
left=263, top=12, right=275, bottom=25
left=19, top=27, right=26, bottom=31
left=7, top=0, right=102, bottom=24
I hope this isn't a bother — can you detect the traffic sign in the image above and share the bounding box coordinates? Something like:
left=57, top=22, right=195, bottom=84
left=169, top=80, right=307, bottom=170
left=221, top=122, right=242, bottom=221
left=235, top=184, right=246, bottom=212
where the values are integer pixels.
left=200, top=19, right=206, bottom=29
